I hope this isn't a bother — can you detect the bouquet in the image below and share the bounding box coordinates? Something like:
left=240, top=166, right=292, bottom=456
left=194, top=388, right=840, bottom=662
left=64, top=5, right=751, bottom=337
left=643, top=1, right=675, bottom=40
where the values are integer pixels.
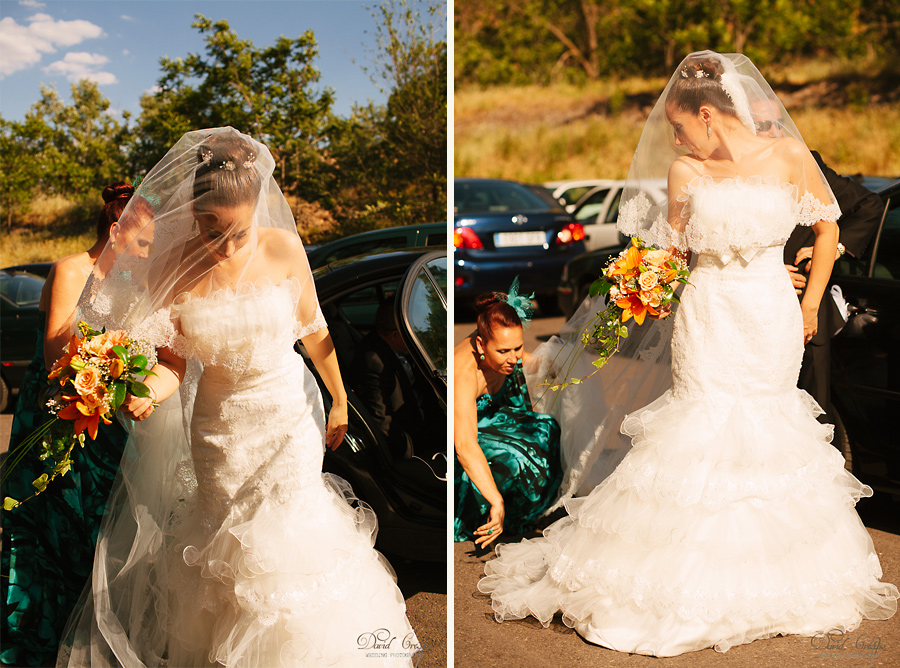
left=2, top=321, right=155, bottom=510
left=545, top=238, right=690, bottom=392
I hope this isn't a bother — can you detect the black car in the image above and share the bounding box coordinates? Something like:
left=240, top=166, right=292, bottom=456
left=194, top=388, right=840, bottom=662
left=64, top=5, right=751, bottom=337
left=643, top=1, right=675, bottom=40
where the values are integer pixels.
left=454, top=178, right=586, bottom=312
left=0, top=268, right=47, bottom=412
left=556, top=243, right=626, bottom=319
left=830, top=177, right=900, bottom=496
left=305, top=222, right=446, bottom=270
left=299, top=248, right=447, bottom=562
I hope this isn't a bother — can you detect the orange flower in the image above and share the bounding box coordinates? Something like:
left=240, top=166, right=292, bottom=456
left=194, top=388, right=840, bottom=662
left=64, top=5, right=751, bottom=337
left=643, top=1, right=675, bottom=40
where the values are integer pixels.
left=84, top=330, right=129, bottom=358
left=607, top=245, right=642, bottom=279
left=73, top=366, right=102, bottom=396
left=616, top=294, right=649, bottom=325
left=57, top=391, right=109, bottom=440
left=643, top=249, right=669, bottom=267
left=48, top=332, right=83, bottom=379
left=109, top=358, right=125, bottom=379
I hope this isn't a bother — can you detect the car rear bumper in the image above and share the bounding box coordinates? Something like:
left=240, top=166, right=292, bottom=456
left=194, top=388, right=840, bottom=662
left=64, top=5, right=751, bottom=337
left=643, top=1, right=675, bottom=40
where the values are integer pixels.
left=453, top=250, right=580, bottom=300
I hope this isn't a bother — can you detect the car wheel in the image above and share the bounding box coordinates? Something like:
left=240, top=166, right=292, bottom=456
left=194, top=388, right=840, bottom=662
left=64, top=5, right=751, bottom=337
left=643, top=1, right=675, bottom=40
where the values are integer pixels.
left=833, top=408, right=853, bottom=473
left=0, top=376, right=8, bottom=413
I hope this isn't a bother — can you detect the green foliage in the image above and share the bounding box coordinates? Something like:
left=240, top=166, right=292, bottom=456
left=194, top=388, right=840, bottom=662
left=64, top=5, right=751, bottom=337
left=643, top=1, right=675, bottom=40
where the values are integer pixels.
left=0, top=82, right=130, bottom=227
left=5, top=4, right=447, bottom=250
left=329, top=0, right=447, bottom=231
left=130, top=14, right=335, bottom=205
left=455, top=0, right=887, bottom=85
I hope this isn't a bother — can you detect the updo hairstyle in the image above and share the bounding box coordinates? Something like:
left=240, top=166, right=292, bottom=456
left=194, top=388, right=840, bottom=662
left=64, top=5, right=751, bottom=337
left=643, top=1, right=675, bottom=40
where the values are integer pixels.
left=667, top=55, right=737, bottom=120
left=96, top=182, right=134, bottom=238
left=192, top=132, right=261, bottom=211
left=475, top=291, right=522, bottom=342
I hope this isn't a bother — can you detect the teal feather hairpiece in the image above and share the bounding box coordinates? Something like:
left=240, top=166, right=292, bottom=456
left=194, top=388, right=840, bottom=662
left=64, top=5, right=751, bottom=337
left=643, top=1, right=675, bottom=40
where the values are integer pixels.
left=505, top=276, right=535, bottom=326
left=131, top=174, right=161, bottom=208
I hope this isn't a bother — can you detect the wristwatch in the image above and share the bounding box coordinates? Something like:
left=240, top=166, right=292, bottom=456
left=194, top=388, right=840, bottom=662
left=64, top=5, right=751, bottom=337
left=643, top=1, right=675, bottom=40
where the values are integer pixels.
left=836, top=242, right=846, bottom=257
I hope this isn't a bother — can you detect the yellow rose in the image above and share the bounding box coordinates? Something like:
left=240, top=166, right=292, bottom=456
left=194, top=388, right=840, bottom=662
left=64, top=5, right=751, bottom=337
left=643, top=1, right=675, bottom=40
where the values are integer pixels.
left=73, top=366, right=102, bottom=397
left=644, top=249, right=670, bottom=267
left=109, top=358, right=125, bottom=379
left=80, top=388, right=107, bottom=414
left=638, top=271, right=659, bottom=291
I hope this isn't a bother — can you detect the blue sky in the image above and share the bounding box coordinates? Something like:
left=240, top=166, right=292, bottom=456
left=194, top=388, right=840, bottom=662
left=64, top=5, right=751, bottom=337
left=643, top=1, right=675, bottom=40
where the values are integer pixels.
left=0, top=0, right=428, bottom=121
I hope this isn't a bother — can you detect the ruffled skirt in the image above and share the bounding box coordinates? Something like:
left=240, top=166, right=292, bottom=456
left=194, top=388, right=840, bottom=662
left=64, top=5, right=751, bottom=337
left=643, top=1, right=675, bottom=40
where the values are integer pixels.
left=479, top=250, right=898, bottom=655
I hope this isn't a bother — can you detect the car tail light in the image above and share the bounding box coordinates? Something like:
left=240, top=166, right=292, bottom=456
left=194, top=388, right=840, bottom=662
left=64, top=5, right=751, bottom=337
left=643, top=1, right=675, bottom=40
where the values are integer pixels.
left=555, top=222, right=586, bottom=245
left=454, top=226, right=483, bottom=250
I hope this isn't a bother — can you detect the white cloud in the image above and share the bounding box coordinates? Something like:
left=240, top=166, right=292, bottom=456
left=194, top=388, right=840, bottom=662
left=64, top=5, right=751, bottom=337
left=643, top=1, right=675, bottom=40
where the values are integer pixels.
left=0, top=13, right=104, bottom=77
left=43, top=52, right=118, bottom=85
left=19, top=1, right=46, bottom=9
left=120, top=15, right=135, bottom=22
left=122, top=49, right=130, bottom=56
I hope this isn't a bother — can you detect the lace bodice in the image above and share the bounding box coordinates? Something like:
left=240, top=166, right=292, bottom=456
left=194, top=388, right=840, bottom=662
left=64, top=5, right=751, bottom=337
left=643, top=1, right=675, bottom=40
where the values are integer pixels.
left=129, top=278, right=327, bottom=374
left=622, top=176, right=841, bottom=263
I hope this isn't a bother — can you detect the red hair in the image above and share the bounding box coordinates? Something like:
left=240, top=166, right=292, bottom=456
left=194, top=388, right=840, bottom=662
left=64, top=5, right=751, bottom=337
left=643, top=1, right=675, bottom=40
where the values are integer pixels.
left=475, top=291, right=521, bottom=342
left=96, top=182, right=134, bottom=239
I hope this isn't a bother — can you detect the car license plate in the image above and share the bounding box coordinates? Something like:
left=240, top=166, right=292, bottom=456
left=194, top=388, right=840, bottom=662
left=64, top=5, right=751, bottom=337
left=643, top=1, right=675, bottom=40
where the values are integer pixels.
left=494, top=231, right=546, bottom=247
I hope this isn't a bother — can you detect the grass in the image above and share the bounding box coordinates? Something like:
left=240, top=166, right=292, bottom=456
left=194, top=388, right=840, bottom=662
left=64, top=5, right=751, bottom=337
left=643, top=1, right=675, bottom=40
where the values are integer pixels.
left=455, top=71, right=900, bottom=182
left=2, top=195, right=98, bottom=266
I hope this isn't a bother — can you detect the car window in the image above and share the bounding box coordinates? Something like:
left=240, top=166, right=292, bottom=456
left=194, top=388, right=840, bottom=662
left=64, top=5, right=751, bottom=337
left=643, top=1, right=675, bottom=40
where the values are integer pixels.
left=557, top=186, right=594, bottom=207
left=317, top=278, right=402, bottom=374
left=603, top=189, right=624, bottom=225
left=330, top=280, right=402, bottom=332
left=574, top=189, right=610, bottom=222
left=0, top=273, right=44, bottom=306
left=455, top=182, right=551, bottom=214
left=405, top=256, right=447, bottom=375
left=870, top=196, right=900, bottom=280
left=325, top=237, right=407, bottom=264
left=425, top=233, right=446, bottom=246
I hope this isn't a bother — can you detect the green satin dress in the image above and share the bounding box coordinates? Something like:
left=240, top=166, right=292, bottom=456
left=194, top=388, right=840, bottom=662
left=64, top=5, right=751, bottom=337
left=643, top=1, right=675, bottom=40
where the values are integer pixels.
left=1, top=313, right=128, bottom=667
left=454, top=360, right=562, bottom=542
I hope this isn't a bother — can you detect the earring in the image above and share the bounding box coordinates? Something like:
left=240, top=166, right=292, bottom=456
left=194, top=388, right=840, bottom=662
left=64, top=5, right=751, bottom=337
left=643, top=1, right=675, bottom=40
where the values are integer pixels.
left=707, top=122, right=712, bottom=138
left=110, top=241, right=116, bottom=250
left=479, top=354, right=485, bottom=361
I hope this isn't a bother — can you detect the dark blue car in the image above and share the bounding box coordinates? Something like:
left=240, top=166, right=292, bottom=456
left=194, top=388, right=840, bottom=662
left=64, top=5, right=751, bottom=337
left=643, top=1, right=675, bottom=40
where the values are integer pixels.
left=454, top=178, right=586, bottom=312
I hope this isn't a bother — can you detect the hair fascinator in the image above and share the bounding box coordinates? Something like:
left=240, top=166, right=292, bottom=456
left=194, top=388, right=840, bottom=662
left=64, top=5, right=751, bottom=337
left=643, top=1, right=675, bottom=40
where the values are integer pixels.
left=505, top=276, right=535, bottom=326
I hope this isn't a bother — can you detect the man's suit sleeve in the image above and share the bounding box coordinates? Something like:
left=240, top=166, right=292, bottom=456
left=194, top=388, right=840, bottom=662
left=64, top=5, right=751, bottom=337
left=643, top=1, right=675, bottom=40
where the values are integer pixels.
left=354, top=349, right=392, bottom=433
left=812, top=151, right=883, bottom=258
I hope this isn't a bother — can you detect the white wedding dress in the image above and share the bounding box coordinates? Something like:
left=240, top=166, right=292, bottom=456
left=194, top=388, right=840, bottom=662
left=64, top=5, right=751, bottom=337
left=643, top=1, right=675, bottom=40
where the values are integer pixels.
left=62, top=278, right=418, bottom=667
left=478, top=176, right=898, bottom=656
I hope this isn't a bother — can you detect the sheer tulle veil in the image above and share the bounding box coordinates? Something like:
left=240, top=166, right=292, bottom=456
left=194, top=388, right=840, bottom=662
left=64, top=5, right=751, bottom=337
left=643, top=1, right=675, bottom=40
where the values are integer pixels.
left=527, top=51, right=840, bottom=509
left=58, top=127, right=331, bottom=665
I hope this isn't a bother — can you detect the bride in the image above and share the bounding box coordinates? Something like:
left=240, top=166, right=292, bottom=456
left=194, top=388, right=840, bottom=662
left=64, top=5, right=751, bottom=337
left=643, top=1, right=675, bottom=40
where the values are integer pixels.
left=59, top=128, right=418, bottom=667
left=478, top=51, right=898, bottom=656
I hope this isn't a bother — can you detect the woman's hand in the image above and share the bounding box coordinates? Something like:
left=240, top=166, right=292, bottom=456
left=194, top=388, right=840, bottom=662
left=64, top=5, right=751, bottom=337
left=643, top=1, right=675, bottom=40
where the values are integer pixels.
left=474, top=500, right=505, bottom=548
left=325, top=400, right=348, bottom=451
left=801, top=303, right=818, bottom=344
left=121, top=394, right=155, bottom=421
left=785, top=264, right=806, bottom=295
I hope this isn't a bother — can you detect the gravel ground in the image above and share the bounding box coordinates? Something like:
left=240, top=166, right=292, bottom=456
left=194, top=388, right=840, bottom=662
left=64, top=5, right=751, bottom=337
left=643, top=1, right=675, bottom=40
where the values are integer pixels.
left=454, top=516, right=900, bottom=668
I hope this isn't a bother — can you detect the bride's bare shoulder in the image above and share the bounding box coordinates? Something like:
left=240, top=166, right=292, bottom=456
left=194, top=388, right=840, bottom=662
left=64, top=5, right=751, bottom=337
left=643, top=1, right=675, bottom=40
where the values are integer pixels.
left=257, top=227, right=305, bottom=260
left=668, top=156, right=702, bottom=188
left=770, top=136, right=807, bottom=161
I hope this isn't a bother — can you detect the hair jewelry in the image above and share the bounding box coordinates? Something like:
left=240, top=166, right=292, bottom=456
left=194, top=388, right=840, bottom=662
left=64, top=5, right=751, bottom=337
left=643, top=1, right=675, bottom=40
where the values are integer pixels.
left=504, top=276, right=535, bottom=326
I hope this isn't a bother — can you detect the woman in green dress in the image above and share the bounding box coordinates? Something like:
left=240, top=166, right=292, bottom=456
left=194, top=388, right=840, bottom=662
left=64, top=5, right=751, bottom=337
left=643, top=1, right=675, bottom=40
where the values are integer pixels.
left=454, top=287, right=562, bottom=546
left=1, top=183, right=154, bottom=667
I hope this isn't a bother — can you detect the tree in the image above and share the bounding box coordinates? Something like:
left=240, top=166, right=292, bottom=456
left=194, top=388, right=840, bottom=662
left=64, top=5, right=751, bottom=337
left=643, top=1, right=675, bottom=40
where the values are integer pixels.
left=130, top=15, right=335, bottom=204
left=0, top=82, right=130, bottom=218
left=335, top=0, right=447, bottom=228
